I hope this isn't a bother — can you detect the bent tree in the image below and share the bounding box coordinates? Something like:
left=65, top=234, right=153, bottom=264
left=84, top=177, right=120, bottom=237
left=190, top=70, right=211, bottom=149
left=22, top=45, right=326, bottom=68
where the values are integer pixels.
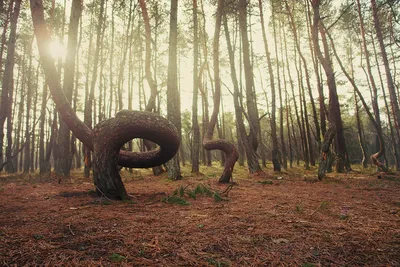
left=203, top=0, right=238, bottom=183
left=30, top=0, right=179, bottom=200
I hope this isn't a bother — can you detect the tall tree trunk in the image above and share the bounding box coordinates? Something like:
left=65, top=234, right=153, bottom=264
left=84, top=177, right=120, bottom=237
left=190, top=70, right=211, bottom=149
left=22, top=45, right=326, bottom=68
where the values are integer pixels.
left=327, top=29, right=388, bottom=172
left=285, top=0, right=320, bottom=163
left=55, top=0, right=82, bottom=177
left=272, top=7, right=287, bottom=169
left=39, top=84, right=48, bottom=174
left=139, top=0, right=165, bottom=176
left=165, top=0, right=182, bottom=180
left=311, top=0, right=348, bottom=173
left=203, top=0, right=238, bottom=183
left=258, top=0, right=279, bottom=171
left=223, top=15, right=258, bottom=174
left=371, top=0, right=400, bottom=141
left=191, top=0, right=200, bottom=173
left=0, top=0, right=20, bottom=172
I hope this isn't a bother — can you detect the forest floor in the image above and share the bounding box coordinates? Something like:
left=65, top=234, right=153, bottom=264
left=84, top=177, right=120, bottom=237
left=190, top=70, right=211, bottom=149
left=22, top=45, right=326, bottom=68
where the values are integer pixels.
left=0, top=164, right=399, bottom=266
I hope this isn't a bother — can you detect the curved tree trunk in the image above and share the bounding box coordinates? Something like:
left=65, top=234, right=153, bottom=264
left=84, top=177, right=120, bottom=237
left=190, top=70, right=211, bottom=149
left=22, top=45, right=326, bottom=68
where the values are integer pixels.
left=30, top=0, right=180, bottom=199
left=203, top=0, right=238, bottom=183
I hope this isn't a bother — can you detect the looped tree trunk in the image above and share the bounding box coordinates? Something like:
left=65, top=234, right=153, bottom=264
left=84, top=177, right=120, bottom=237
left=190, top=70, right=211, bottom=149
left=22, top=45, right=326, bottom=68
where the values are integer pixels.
left=93, top=110, right=180, bottom=199
left=30, top=0, right=180, bottom=200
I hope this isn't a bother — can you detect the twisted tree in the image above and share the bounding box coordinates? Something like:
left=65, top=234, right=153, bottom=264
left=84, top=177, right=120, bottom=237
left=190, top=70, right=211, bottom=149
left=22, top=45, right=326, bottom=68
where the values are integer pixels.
left=30, top=0, right=179, bottom=200
left=203, top=0, right=238, bottom=183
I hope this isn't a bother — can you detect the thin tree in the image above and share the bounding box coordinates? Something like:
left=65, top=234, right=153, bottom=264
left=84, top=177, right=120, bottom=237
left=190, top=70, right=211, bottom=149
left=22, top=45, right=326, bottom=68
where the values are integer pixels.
left=258, top=0, right=280, bottom=171
left=0, top=0, right=21, bottom=172
left=165, top=0, right=183, bottom=180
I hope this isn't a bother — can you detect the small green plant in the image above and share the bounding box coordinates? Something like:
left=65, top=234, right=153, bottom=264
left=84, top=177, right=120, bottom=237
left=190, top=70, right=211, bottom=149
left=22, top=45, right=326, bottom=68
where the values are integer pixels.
left=162, top=195, right=190, bottom=206
left=33, top=234, right=44, bottom=240
left=295, top=204, right=304, bottom=213
left=339, top=214, right=349, bottom=220
left=198, top=224, right=204, bottom=228
left=213, top=192, right=224, bottom=202
left=194, top=184, right=213, bottom=197
left=302, top=263, right=316, bottom=267
left=110, top=253, right=126, bottom=262
left=320, top=201, right=330, bottom=210
left=138, top=248, right=146, bottom=257
left=206, top=257, right=229, bottom=267
left=258, top=180, right=273, bottom=185
left=186, top=189, right=197, bottom=199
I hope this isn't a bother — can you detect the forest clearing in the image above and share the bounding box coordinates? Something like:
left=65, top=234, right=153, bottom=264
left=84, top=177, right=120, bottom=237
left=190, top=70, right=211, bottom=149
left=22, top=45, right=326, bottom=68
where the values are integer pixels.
left=1, top=165, right=399, bottom=266
left=1, top=0, right=400, bottom=265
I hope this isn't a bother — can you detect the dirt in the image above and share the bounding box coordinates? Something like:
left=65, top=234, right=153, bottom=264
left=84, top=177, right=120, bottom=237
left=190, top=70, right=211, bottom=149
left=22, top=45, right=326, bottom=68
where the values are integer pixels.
left=0, top=167, right=399, bottom=266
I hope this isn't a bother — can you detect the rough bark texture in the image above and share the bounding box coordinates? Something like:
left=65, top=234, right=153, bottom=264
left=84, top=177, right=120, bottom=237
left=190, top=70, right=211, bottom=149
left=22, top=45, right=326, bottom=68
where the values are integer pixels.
left=93, top=110, right=180, bottom=199
left=318, top=124, right=336, bottom=180
left=191, top=0, right=200, bottom=174
left=327, top=30, right=388, bottom=172
left=55, top=0, right=82, bottom=177
left=203, top=0, right=238, bottom=183
left=239, top=0, right=262, bottom=172
left=139, top=0, right=165, bottom=176
left=371, top=0, right=400, bottom=142
left=0, top=0, right=20, bottom=172
left=165, top=0, right=182, bottom=180
left=311, top=0, right=348, bottom=173
left=258, top=0, right=280, bottom=172
left=31, top=0, right=180, bottom=199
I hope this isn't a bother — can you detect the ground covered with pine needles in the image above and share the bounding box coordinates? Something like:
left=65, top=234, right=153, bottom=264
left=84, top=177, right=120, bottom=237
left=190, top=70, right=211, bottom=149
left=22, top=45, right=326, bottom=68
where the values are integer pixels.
left=0, top=164, right=399, bottom=266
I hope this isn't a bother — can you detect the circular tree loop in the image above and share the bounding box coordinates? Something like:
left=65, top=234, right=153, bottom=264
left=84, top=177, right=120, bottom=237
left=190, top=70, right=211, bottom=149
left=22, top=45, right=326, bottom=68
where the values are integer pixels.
left=93, top=110, right=180, bottom=199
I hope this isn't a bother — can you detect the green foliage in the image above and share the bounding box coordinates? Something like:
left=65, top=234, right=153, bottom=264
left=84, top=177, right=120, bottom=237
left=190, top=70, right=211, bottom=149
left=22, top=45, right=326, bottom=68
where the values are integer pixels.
left=33, top=234, right=44, bottom=240
left=194, top=184, right=213, bottom=197
left=320, top=201, right=330, bottom=210
left=206, top=257, right=230, bottom=267
left=213, top=192, right=224, bottom=202
left=302, top=263, right=316, bottom=267
left=295, top=204, right=304, bottom=213
left=162, top=195, right=190, bottom=206
left=109, top=253, right=126, bottom=262
left=258, top=180, right=273, bottom=185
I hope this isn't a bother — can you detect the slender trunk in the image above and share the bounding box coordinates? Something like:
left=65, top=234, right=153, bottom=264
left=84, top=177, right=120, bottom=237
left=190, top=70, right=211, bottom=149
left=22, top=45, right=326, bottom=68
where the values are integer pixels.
left=39, top=84, right=48, bottom=174
left=166, top=0, right=182, bottom=179
left=203, top=0, right=238, bottom=183
left=371, top=0, right=400, bottom=141
left=311, top=0, right=348, bottom=173
left=56, top=0, right=82, bottom=176
left=258, top=0, right=279, bottom=171
left=191, top=0, right=200, bottom=173
left=327, top=29, right=388, bottom=172
left=0, top=0, right=20, bottom=171
left=272, top=9, right=287, bottom=169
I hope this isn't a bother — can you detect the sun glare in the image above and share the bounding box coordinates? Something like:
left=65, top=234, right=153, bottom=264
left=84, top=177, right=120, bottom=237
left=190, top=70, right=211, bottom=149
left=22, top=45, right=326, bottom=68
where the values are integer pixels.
left=49, top=40, right=67, bottom=60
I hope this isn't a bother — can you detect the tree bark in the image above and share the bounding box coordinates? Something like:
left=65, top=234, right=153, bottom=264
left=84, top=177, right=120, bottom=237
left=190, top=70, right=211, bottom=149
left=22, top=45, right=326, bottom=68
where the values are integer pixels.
left=55, top=0, right=82, bottom=177
left=191, top=0, right=201, bottom=174
left=202, top=0, right=238, bottom=183
left=0, top=0, right=20, bottom=172
left=165, top=0, right=182, bottom=180
left=311, top=0, right=348, bottom=173
left=30, top=0, right=180, bottom=199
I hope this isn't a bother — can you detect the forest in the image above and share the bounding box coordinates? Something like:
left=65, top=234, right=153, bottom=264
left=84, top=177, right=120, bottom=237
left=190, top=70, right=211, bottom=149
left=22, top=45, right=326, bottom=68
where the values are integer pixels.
left=0, top=0, right=399, bottom=266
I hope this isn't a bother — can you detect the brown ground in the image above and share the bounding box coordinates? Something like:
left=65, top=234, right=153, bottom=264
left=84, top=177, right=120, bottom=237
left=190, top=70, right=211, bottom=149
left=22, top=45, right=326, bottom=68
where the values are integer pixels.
left=0, top=165, right=399, bottom=266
